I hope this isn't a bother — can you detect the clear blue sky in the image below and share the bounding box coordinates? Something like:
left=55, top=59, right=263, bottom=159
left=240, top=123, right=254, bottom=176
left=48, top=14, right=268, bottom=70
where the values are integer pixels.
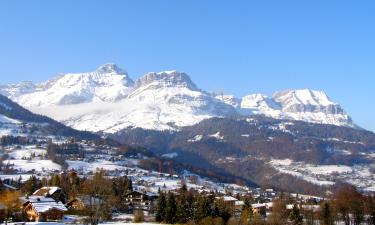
left=0, top=1, right=374, bottom=131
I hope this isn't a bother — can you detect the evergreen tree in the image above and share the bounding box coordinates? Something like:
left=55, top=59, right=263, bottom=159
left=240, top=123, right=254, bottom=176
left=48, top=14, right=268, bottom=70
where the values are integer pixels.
left=165, top=191, right=177, bottom=223
left=185, top=190, right=195, bottom=221
left=215, top=199, right=231, bottom=223
left=21, top=176, right=42, bottom=194
left=195, top=195, right=211, bottom=221
left=176, top=184, right=188, bottom=223
left=156, top=191, right=166, bottom=222
left=289, top=204, right=303, bottom=225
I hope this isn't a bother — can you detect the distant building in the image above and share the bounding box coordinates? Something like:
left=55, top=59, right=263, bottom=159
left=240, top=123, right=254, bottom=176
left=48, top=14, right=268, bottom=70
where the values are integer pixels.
left=66, top=198, right=85, bottom=210
left=124, top=191, right=158, bottom=212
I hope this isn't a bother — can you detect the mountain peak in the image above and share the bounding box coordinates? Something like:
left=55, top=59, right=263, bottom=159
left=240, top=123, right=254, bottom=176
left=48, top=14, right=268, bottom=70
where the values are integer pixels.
left=273, top=89, right=335, bottom=107
left=135, top=70, right=198, bottom=91
left=96, top=63, right=127, bottom=75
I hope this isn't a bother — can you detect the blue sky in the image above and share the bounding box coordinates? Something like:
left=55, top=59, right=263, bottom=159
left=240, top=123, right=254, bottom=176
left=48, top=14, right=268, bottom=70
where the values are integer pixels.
left=0, top=1, right=374, bottom=131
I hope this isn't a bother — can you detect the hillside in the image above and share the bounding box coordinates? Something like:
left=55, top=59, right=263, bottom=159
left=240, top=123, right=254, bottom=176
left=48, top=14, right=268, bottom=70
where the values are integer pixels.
left=109, top=115, right=375, bottom=195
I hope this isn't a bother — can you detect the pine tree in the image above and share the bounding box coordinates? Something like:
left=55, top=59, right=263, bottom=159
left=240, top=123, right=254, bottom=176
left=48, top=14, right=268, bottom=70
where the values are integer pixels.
left=289, top=204, right=303, bottom=225
left=215, top=199, right=231, bottom=223
left=195, top=195, right=211, bottom=221
left=176, top=184, right=188, bottom=223
left=156, top=191, right=166, bottom=222
left=165, top=191, right=177, bottom=223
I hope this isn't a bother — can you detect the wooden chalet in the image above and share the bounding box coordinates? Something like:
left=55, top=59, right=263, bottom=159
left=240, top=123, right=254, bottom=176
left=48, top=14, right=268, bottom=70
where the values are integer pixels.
left=21, top=195, right=67, bottom=222
left=33, top=186, right=66, bottom=204
left=124, top=191, right=158, bottom=212
left=66, top=198, right=85, bottom=210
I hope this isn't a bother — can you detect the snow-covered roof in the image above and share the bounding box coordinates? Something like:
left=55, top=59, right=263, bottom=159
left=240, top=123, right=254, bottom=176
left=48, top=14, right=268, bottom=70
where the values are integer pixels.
left=216, top=196, right=238, bottom=202
left=23, top=195, right=67, bottom=214
left=33, top=186, right=61, bottom=196
left=235, top=200, right=244, bottom=206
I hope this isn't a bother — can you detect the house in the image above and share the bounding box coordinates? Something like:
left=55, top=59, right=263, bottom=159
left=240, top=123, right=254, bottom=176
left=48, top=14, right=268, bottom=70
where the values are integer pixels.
left=216, top=196, right=238, bottom=206
left=33, top=186, right=66, bottom=204
left=216, top=196, right=239, bottom=214
left=21, top=195, right=67, bottom=222
left=251, top=203, right=267, bottom=217
left=124, top=191, right=158, bottom=212
left=66, top=198, right=85, bottom=210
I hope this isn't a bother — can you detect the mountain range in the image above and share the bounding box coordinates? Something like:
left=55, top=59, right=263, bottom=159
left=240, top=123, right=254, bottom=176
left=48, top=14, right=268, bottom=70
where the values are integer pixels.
left=0, top=63, right=355, bottom=133
left=0, top=63, right=374, bottom=194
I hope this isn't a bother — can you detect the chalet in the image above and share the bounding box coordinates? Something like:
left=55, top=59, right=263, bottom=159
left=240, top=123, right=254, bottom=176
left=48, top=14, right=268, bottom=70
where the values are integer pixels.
left=124, top=191, right=158, bottom=212
left=66, top=198, right=85, bottom=210
left=252, top=203, right=267, bottom=217
left=216, top=196, right=238, bottom=214
left=21, top=195, right=67, bottom=222
left=33, top=186, right=66, bottom=204
left=216, top=196, right=238, bottom=207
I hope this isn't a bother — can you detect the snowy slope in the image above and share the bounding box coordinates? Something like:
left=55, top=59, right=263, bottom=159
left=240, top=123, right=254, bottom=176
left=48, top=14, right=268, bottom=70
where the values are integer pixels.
left=10, top=63, right=134, bottom=107
left=0, top=94, right=98, bottom=139
left=0, top=64, right=357, bottom=132
left=23, top=69, right=237, bottom=132
left=240, top=89, right=354, bottom=127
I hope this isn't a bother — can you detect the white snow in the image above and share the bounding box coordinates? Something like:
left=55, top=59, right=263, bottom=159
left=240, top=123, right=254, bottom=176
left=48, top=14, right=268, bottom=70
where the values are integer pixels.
left=162, top=152, right=178, bottom=158
left=188, top=134, right=203, bottom=142
left=0, top=114, right=21, bottom=124
left=4, top=159, right=61, bottom=172
left=240, top=89, right=354, bottom=128
left=66, top=160, right=129, bottom=172
left=0, top=64, right=356, bottom=132
left=208, top=132, right=224, bottom=141
left=8, top=148, right=47, bottom=159
left=269, top=159, right=375, bottom=188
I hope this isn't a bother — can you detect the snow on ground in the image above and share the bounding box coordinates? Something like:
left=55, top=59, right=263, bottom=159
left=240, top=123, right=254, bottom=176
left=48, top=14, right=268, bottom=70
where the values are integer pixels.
left=270, top=159, right=293, bottom=166
left=187, top=134, right=203, bottom=142
left=305, top=165, right=353, bottom=175
left=67, top=160, right=128, bottom=172
left=269, top=159, right=375, bottom=188
left=208, top=132, right=224, bottom=141
left=0, top=174, right=33, bottom=182
left=8, top=148, right=47, bottom=159
left=4, top=159, right=61, bottom=172
left=161, top=152, right=178, bottom=158
left=0, top=115, right=21, bottom=124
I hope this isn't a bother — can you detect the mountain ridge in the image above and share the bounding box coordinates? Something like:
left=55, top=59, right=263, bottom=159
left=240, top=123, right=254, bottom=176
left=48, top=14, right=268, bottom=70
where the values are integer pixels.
left=0, top=63, right=357, bottom=132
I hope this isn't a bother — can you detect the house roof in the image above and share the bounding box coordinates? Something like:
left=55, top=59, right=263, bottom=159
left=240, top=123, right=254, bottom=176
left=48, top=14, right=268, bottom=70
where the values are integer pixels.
left=22, top=195, right=67, bottom=214
left=33, top=186, right=61, bottom=196
left=216, top=196, right=238, bottom=202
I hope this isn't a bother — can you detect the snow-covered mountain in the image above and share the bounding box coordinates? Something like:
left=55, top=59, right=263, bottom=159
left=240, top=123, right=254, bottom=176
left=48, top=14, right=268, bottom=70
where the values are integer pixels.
left=0, top=64, right=356, bottom=133
left=240, top=89, right=354, bottom=127
left=2, top=63, right=133, bottom=107
left=0, top=94, right=97, bottom=139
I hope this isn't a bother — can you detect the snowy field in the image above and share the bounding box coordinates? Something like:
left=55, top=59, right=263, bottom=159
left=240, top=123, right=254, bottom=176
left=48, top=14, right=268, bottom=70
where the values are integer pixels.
left=269, top=159, right=375, bottom=190
left=4, top=159, right=61, bottom=172
left=7, top=147, right=47, bottom=159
